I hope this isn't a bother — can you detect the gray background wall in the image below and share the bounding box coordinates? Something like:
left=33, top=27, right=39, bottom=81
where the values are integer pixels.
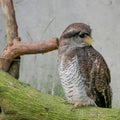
left=0, top=0, right=120, bottom=108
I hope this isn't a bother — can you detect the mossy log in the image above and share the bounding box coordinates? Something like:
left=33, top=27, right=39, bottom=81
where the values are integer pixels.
left=0, top=71, right=120, bottom=120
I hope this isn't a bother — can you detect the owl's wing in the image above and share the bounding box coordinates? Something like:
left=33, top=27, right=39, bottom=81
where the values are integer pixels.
left=77, top=46, right=112, bottom=108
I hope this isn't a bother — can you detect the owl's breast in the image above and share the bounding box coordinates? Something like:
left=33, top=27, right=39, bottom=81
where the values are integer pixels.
left=58, top=54, right=89, bottom=103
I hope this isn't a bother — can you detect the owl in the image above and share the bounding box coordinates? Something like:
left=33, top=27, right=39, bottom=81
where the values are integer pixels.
left=58, top=23, right=112, bottom=108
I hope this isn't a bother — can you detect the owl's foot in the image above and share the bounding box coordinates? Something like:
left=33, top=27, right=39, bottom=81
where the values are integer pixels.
left=74, top=101, right=96, bottom=108
left=64, top=100, right=75, bottom=105
left=71, top=101, right=96, bottom=111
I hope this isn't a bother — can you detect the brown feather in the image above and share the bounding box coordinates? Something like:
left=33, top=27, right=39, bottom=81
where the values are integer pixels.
left=58, top=23, right=112, bottom=108
left=76, top=46, right=112, bottom=108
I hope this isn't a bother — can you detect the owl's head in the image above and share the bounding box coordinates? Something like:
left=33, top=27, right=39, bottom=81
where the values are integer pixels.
left=59, top=23, right=92, bottom=48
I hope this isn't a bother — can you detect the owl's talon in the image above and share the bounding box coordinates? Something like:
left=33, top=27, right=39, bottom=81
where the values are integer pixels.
left=70, top=103, right=82, bottom=111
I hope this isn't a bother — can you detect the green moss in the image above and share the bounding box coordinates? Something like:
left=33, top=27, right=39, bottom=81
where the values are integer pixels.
left=0, top=70, right=120, bottom=120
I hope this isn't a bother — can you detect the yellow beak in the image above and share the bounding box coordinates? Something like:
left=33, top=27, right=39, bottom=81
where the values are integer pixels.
left=84, top=36, right=92, bottom=46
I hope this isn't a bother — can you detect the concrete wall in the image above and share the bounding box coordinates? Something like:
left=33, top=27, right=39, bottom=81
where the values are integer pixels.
left=0, top=0, right=120, bottom=108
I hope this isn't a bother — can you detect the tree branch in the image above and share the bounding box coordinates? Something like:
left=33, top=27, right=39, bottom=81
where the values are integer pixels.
left=0, top=37, right=59, bottom=72
left=0, top=0, right=20, bottom=78
left=1, top=0, right=18, bottom=43
left=0, top=0, right=59, bottom=79
left=0, top=71, right=119, bottom=120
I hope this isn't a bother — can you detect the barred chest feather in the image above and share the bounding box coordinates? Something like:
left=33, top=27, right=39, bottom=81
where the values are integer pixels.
left=58, top=54, right=95, bottom=105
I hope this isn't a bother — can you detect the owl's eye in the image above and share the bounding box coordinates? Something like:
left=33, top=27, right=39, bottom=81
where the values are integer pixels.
left=79, top=33, right=89, bottom=38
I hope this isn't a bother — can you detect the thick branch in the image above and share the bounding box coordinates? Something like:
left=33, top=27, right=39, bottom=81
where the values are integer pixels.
left=1, top=0, right=18, bottom=43
left=0, top=0, right=19, bottom=78
left=0, top=71, right=119, bottom=120
left=0, top=37, right=59, bottom=72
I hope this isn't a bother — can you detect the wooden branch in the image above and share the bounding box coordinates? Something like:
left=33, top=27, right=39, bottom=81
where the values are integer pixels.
left=0, top=0, right=59, bottom=79
left=0, top=37, right=59, bottom=72
left=0, top=71, right=119, bottom=120
left=1, top=0, right=18, bottom=43
left=0, top=0, right=20, bottom=78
